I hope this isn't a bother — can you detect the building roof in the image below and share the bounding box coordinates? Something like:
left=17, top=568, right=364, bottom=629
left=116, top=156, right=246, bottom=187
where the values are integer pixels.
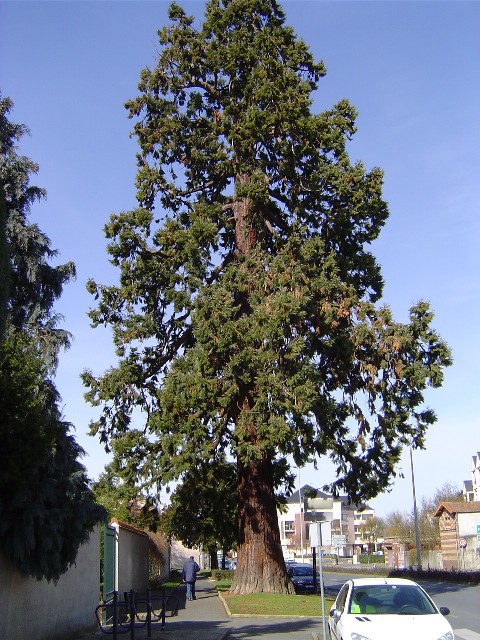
left=287, top=484, right=371, bottom=511
left=432, top=501, right=480, bottom=518
left=110, top=517, right=149, bottom=536
left=286, top=484, right=330, bottom=504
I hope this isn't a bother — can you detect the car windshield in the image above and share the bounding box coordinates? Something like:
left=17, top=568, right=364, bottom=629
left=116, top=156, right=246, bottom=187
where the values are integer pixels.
left=293, top=566, right=313, bottom=576
left=349, top=585, right=437, bottom=615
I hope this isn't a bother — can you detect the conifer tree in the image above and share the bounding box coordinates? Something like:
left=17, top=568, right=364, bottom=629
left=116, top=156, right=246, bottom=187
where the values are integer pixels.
left=92, top=431, right=160, bottom=531
left=84, top=0, right=451, bottom=593
left=0, top=95, right=75, bottom=367
left=0, top=96, right=104, bottom=581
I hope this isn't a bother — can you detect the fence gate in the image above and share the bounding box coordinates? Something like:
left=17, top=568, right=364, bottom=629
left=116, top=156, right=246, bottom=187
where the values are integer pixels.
left=103, top=524, right=117, bottom=598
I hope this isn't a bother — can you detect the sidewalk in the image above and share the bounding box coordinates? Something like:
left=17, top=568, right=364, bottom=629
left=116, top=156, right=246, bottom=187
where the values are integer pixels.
left=82, top=575, right=327, bottom=640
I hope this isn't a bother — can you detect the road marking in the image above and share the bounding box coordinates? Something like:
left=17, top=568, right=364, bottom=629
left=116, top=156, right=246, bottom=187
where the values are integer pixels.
left=454, top=629, right=480, bottom=639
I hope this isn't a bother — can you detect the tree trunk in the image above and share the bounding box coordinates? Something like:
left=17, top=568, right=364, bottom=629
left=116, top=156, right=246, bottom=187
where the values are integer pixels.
left=230, top=175, right=292, bottom=594
left=209, top=548, right=218, bottom=570
left=233, top=174, right=257, bottom=256
left=230, top=455, right=295, bottom=595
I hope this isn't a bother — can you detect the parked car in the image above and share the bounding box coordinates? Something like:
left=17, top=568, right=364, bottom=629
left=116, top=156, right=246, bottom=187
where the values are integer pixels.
left=286, top=564, right=321, bottom=593
left=285, top=559, right=302, bottom=568
left=328, top=577, right=454, bottom=640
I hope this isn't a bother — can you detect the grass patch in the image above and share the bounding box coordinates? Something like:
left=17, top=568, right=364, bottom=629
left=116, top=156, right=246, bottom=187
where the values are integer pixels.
left=162, top=579, right=182, bottom=589
left=213, top=577, right=334, bottom=616
left=222, top=591, right=335, bottom=616
left=215, top=580, right=235, bottom=592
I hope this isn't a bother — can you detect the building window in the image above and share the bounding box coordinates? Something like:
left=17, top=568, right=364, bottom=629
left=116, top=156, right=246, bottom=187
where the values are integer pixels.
left=284, top=521, right=295, bottom=532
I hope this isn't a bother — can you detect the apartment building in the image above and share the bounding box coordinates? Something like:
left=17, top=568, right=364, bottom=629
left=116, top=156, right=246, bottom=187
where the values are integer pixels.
left=277, top=484, right=375, bottom=558
left=463, top=451, right=480, bottom=501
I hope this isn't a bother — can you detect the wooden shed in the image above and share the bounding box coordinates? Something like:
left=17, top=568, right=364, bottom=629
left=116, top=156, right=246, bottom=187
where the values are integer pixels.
left=433, top=501, right=480, bottom=570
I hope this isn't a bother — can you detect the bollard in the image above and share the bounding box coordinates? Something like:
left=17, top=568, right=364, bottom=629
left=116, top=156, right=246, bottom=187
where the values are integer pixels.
left=113, top=591, right=119, bottom=640
left=146, top=588, right=152, bottom=638
left=161, top=585, right=166, bottom=630
left=129, top=590, right=136, bottom=640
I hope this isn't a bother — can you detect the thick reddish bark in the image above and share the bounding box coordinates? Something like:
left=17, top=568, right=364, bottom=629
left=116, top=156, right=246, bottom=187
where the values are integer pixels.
left=230, top=456, right=295, bottom=595
left=233, top=175, right=257, bottom=256
left=229, top=177, right=292, bottom=594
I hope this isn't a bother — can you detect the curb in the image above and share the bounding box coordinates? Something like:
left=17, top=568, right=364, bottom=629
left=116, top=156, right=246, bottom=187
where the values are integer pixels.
left=217, top=590, right=233, bottom=616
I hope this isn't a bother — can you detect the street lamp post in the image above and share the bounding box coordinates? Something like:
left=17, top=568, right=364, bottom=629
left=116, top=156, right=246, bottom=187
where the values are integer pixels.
left=297, top=470, right=305, bottom=563
left=410, top=447, right=422, bottom=571
left=305, top=497, right=333, bottom=640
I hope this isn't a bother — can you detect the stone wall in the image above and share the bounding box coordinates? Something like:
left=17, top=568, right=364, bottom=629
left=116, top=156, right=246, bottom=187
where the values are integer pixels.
left=0, top=526, right=100, bottom=640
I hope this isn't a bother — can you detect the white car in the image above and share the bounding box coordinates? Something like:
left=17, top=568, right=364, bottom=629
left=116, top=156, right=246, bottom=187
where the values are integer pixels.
left=328, top=577, right=454, bottom=640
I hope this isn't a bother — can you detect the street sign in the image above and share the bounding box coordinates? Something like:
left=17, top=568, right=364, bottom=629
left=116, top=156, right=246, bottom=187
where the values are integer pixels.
left=458, top=538, right=467, bottom=548
left=477, top=525, right=480, bottom=541
left=310, top=521, right=332, bottom=547
left=305, top=497, right=334, bottom=511
left=332, top=535, right=346, bottom=547
left=303, top=512, right=333, bottom=522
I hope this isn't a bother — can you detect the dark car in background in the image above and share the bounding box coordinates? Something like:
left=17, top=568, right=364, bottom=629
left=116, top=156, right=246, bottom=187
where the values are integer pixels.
left=286, top=564, right=321, bottom=593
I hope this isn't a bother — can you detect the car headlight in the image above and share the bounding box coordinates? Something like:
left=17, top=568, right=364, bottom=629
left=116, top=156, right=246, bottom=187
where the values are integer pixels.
left=437, top=634, right=454, bottom=640
left=351, top=633, right=372, bottom=640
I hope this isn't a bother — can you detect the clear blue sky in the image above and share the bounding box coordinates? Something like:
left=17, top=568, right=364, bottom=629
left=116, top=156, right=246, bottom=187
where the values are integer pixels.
left=1, top=1, right=479, bottom=518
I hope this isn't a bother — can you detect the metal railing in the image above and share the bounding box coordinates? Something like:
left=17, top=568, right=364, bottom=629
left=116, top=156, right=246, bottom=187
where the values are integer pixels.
left=95, top=587, right=180, bottom=639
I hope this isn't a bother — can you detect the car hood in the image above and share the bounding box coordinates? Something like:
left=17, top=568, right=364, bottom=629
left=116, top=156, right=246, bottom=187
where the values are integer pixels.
left=344, top=613, right=453, bottom=640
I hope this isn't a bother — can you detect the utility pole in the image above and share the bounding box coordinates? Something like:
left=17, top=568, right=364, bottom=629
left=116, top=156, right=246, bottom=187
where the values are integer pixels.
left=297, top=470, right=305, bottom=563
left=410, top=447, right=422, bottom=571
left=305, top=497, right=333, bottom=640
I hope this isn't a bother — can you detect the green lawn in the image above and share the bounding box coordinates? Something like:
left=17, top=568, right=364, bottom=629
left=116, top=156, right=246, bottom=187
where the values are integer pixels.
left=215, top=580, right=334, bottom=617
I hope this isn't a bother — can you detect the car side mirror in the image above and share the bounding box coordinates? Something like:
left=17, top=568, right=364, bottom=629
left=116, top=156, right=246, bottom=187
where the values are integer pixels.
left=329, top=608, right=341, bottom=620
left=439, top=606, right=450, bottom=616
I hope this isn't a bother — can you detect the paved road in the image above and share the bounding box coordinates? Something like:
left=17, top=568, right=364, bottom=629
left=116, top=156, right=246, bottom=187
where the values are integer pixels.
left=323, top=570, right=480, bottom=639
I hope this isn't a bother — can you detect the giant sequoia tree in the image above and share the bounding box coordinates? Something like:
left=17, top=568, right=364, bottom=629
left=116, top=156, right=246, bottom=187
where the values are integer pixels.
left=84, top=0, right=451, bottom=594
left=0, top=95, right=104, bottom=581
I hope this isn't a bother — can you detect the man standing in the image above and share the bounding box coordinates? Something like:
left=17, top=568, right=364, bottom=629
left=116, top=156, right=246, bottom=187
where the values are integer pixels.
left=182, top=556, right=200, bottom=601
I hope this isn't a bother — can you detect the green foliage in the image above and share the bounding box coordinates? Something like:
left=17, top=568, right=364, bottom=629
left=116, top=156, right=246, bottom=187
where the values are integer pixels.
left=0, top=332, right=57, bottom=485
left=0, top=94, right=75, bottom=370
left=389, top=567, right=480, bottom=586
left=222, top=590, right=336, bottom=616
left=212, top=568, right=235, bottom=582
left=158, top=457, right=237, bottom=554
left=92, top=433, right=160, bottom=531
left=85, top=0, right=451, bottom=510
left=84, top=1, right=451, bottom=593
left=359, top=554, right=385, bottom=564
left=0, top=97, right=104, bottom=581
left=0, top=332, right=105, bottom=581
left=0, top=187, right=8, bottom=340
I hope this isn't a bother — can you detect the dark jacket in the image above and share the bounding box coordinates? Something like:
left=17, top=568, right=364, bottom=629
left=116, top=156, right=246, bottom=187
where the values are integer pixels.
left=182, top=559, right=200, bottom=583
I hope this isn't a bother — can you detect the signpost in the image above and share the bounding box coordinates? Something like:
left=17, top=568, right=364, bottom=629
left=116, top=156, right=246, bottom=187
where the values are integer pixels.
left=477, top=525, right=480, bottom=541
left=332, top=535, right=347, bottom=547
left=459, top=537, right=468, bottom=571
left=304, top=497, right=333, bottom=640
